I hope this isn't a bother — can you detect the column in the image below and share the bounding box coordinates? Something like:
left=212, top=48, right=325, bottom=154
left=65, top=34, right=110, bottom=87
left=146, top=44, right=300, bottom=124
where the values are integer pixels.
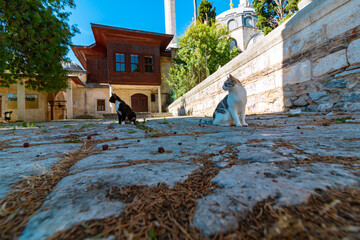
left=109, top=84, right=114, bottom=113
left=17, top=81, right=25, bottom=121
left=158, top=86, right=162, bottom=113
left=66, top=81, right=73, bottom=119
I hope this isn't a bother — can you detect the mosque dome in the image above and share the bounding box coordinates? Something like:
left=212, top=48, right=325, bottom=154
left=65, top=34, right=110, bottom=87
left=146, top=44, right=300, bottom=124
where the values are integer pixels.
left=216, top=0, right=258, bottom=31
left=62, top=61, right=85, bottom=72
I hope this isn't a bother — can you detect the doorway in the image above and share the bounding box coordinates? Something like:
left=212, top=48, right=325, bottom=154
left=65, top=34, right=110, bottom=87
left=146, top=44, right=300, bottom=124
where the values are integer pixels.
left=0, top=96, right=2, bottom=119
left=131, top=94, right=148, bottom=112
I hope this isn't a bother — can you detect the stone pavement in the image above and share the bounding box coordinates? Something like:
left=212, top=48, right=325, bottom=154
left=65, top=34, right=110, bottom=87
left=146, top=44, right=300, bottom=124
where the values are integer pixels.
left=0, top=113, right=359, bottom=239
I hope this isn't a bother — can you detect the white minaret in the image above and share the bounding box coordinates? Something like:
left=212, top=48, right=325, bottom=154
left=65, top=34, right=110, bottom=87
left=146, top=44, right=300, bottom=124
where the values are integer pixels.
left=164, top=0, right=177, bottom=48
left=193, top=0, right=197, bottom=22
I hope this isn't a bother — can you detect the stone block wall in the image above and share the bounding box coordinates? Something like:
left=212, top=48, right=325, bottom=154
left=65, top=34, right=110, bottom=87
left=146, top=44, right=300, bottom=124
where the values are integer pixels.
left=168, top=0, right=360, bottom=116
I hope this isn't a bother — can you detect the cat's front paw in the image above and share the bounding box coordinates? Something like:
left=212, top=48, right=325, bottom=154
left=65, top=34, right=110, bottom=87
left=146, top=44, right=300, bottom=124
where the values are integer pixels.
left=243, top=123, right=248, bottom=127
left=236, top=123, right=243, bottom=127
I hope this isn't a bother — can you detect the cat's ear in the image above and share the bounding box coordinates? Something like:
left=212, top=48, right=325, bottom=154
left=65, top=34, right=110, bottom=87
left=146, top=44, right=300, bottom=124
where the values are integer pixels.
left=228, top=74, right=235, bottom=81
left=229, top=74, right=239, bottom=83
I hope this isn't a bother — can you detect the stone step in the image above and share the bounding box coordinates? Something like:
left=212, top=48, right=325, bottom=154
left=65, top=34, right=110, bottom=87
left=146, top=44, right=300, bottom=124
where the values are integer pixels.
left=103, top=112, right=173, bottom=120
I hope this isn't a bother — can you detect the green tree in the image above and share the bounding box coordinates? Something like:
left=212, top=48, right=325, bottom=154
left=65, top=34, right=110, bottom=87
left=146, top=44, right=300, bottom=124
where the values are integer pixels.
left=166, top=22, right=240, bottom=99
left=0, top=0, right=78, bottom=93
left=253, top=0, right=300, bottom=35
left=197, top=0, right=216, bottom=25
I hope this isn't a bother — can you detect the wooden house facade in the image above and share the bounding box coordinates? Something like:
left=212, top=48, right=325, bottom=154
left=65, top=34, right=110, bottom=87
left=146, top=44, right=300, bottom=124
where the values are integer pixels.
left=69, top=23, right=174, bottom=118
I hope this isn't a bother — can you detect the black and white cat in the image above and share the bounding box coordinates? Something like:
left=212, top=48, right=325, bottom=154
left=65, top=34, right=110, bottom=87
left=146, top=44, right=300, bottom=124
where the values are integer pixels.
left=212, top=74, right=248, bottom=127
left=109, top=93, right=137, bottom=125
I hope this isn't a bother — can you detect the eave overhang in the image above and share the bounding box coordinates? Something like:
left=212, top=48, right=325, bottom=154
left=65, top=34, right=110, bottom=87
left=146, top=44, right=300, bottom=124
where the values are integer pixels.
left=71, top=23, right=174, bottom=70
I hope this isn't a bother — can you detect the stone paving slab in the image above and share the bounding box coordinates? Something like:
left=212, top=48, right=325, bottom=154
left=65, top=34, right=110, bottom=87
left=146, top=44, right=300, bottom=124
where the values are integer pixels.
left=193, top=163, right=358, bottom=236
left=0, top=113, right=359, bottom=239
left=0, top=143, right=81, bottom=198
left=19, top=162, right=201, bottom=240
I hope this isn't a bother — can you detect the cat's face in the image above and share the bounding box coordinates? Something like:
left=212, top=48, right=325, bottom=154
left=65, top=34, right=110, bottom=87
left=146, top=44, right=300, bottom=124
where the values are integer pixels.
left=222, top=74, right=238, bottom=91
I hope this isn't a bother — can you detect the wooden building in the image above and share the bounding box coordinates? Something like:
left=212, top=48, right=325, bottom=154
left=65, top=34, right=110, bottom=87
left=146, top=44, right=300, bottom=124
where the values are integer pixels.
left=0, top=24, right=174, bottom=122
left=69, top=23, right=174, bottom=119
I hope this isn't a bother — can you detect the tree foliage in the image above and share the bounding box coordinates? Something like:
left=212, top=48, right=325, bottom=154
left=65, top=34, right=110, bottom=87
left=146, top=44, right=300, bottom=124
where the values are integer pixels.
left=0, top=0, right=78, bottom=93
left=197, top=0, right=216, bottom=25
left=166, top=22, right=240, bottom=99
left=252, top=0, right=300, bottom=35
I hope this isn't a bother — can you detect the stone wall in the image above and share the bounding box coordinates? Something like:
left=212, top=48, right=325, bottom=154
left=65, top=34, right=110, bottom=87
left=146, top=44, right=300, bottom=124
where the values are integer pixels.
left=168, top=0, right=360, bottom=116
left=0, top=85, right=48, bottom=122
left=72, top=86, right=110, bottom=119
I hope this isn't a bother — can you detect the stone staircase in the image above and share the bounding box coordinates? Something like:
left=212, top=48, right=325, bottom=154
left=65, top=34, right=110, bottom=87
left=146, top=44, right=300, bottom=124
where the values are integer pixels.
left=103, top=112, right=173, bottom=120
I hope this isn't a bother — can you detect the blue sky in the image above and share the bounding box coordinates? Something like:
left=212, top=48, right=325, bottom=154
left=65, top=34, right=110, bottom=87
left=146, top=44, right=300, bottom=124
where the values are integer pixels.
left=67, top=0, right=252, bottom=65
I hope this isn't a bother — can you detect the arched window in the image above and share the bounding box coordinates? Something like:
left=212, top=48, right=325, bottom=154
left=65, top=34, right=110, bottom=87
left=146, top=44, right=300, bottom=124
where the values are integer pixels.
left=244, top=17, right=253, bottom=27
left=230, top=38, right=238, bottom=51
left=247, top=33, right=264, bottom=49
left=227, top=19, right=237, bottom=31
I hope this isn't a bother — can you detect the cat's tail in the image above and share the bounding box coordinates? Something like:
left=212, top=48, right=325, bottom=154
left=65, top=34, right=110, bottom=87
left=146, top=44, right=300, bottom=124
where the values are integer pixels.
left=199, top=119, right=213, bottom=125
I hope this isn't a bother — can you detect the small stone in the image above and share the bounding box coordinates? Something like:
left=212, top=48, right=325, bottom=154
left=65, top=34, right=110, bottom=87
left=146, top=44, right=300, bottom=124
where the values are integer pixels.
left=297, top=126, right=301, bottom=129
left=114, top=137, right=119, bottom=140
left=309, top=92, right=329, bottom=103
left=343, top=92, right=360, bottom=102
left=318, top=103, right=333, bottom=112
left=174, top=132, right=177, bottom=134
left=145, top=131, right=148, bottom=133
left=333, top=102, right=345, bottom=111
left=178, top=142, right=182, bottom=145
left=324, top=79, right=348, bottom=88
left=158, top=147, right=165, bottom=153
left=348, top=82, right=357, bottom=89
left=137, top=140, right=140, bottom=142
left=293, top=95, right=309, bottom=106
left=347, top=38, right=360, bottom=65
left=306, top=105, right=319, bottom=112
left=23, top=143, right=30, bottom=148
left=102, top=145, right=109, bottom=151
left=301, top=132, right=304, bottom=134
left=87, top=136, right=91, bottom=140
left=344, top=102, right=360, bottom=111
left=215, top=162, right=229, bottom=169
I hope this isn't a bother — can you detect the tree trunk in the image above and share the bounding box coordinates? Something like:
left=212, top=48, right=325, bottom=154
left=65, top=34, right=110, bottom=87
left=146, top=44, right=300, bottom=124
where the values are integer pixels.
left=274, top=0, right=285, bottom=22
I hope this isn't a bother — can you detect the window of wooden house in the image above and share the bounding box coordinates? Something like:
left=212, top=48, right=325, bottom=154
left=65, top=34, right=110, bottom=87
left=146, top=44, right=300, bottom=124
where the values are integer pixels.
left=145, top=56, right=154, bottom=73
left=115, top=53, right=125, bottom=72
left=96, top=99, right=106, bottom=112
left=130, top=55, right=140, bottom=72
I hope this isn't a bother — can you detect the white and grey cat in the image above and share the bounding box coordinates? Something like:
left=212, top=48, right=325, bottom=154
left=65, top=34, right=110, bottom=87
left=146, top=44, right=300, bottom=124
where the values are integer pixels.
left=212, top=74, right=247, bottom=126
